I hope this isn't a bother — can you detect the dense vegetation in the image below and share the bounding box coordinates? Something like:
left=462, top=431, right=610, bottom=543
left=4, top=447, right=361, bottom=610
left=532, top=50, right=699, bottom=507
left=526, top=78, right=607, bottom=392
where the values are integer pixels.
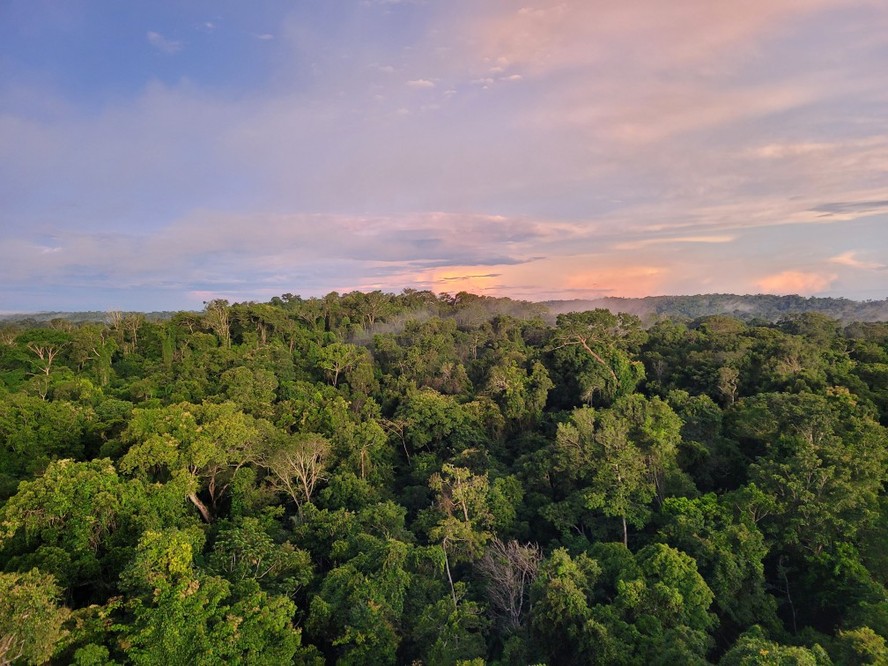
left=1, top=290, right=887, bottom=664
left=7, top=293, right=888, bottom=327
left=548, top=294, right=888, bottom=323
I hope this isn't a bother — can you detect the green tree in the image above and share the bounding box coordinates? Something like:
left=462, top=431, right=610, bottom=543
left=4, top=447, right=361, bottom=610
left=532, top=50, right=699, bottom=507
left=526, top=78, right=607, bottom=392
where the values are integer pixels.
left=120, top=402, right=261, bottom=522
left=119, top=528, right=308, bottom=665
left=0, top=569, right=71, bottom=665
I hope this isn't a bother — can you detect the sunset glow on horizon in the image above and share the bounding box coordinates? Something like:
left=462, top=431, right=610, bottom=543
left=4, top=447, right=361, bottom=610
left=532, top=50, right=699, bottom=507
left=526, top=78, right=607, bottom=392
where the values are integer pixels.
left=2, top=1, right=887, bottom=311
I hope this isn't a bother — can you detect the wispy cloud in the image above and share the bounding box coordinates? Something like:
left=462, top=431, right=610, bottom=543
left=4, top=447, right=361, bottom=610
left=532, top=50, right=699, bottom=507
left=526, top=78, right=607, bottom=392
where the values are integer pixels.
left=146, top=31, right=182, bottom=54
left=614, top=235, right=736, bottom=251
left=829, top=251, right=885, bottom=270
left=406, top=79, right=435, bottom=88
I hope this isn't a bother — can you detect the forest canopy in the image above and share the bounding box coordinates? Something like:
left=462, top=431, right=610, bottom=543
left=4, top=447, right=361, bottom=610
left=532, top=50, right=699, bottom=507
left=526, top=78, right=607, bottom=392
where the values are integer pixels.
left=1, top=290, right=887, bottom=664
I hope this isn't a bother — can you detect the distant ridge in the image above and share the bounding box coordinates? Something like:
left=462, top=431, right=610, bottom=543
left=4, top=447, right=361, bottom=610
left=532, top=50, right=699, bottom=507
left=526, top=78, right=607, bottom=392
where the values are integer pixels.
left=2, top=294, right=888, bottom=325
left=545, top=294, right=888, bottom=323
left=0, top=311, right=180, bottom=324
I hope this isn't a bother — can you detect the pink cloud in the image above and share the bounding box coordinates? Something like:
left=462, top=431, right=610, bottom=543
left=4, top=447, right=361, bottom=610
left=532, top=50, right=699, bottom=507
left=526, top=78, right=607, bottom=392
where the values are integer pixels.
left=472, top=0, right=860, bottom=77
left=828, top=251, right=885, bottom=270
left=756, top=270, right=837, bottom=295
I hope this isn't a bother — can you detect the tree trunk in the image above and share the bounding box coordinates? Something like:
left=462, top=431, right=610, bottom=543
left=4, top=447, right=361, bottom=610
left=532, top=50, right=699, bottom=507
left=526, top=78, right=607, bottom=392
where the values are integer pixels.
left=188, top=492, right=212, bottom=523
left=622, top=515, right=628, bottom=548
left=443, top=541, right=458, bottom=611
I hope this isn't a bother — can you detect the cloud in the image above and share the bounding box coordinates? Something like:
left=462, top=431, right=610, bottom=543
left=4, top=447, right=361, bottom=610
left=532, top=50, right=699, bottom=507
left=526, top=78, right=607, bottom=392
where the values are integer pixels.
left=813, top=200, right=888, bottom=217
left=3, top=1, right=888, bottom=309
left=828, top=251, right=885, bottom=270
left=471, top=0, right=862, bottom=78
left=146, top=31, right=183, bottom=54
left=756, top=270, right=837, bottom=295
left=439, top=273, right=502, bottom=281
left=614, top=235, right=736, bottom=251
left=561, top=264, right=667, bottom=298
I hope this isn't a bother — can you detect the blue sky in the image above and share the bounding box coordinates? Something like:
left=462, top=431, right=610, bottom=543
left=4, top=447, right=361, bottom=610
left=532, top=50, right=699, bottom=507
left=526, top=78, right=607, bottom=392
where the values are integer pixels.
left=1, top=0, right=887, bottom=311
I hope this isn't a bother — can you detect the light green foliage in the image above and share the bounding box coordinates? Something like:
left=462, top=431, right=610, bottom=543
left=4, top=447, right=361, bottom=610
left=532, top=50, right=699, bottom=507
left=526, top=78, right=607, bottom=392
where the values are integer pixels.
left=0, top=569, right=71, bottom=665
left=486, top=360, right=553, bottom=425
left=552, top=309, right=646, bottom=405
left=117, top=527, right=310, bottom=664
left=395, top=388, right=486, bottom=456
left=315, top=341, right=369, bottom=388
left=0, top=459, right=188, bottom=592
left=428, top=464, right=493, bottom=562
left=529, top=548, right=605, bottom=663
left=549, top=395, right=682, bottom=545
left=256, top=432, right=330, bottom=510
left=122, top=527, right=205, bottom=594
left=121, top=401, right=261, bottom=521
left=736, top=392, right=888, bottom=555
left=720, top=626, right=831, bottom=665
left=220, top=366, right=278, bottom=419
left=626, top=544, right=716, bottom=636
left=530, top=544, right=716, bottom=665
left=834, top=626, right=888, bottom=664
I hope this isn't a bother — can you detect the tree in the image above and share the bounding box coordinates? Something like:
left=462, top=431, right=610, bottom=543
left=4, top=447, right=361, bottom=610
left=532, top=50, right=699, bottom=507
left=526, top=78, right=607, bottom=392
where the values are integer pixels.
left=719, top=625, right=829, bottom=665
left=428, top=465, right=494, bottom=608
left=411, top=582, right=488, bottom=666
left=18, top=328, right=71, bottom=378
left=203, top=299, right=232, bottom=348
left=529, top=548, right=604, bottom=665
left=257, top=433, right=330, bottom=512
left=551, top=310, right=646, bottom=405
left=120, top=402, right=261, bottom=522
left=0, top=569, right=71, bottom=665
left=316, top=342, right=368, bottom=388
left=220, top=366, right=278, bottom=419
left=119, top=528, right=309, bottom=665
left=552, top=403, right=655, bottom=547
left=658, top=494, right=778, bottom=631
left=0, top=394, right=85, bottom=496
left=476, top=538, right=541, bottom=632
left=0, top=458, right=189, bottom=597
left=208, top=517, right=313, bottom=595
left=306, top=529, right=412, bottom=664
left=485, top=360, right=553, bottom=426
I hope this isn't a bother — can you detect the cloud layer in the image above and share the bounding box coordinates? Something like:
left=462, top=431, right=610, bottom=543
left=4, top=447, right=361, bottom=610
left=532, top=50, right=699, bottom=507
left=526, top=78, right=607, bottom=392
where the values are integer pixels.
left=1, top=1, right=887, bottom=310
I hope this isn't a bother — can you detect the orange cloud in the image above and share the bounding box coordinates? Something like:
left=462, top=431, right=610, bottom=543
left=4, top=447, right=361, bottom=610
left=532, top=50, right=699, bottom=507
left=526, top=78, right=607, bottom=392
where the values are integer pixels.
left=756, top=270, right=836, bottom=295
left=564, top=265, right=665, bottom=298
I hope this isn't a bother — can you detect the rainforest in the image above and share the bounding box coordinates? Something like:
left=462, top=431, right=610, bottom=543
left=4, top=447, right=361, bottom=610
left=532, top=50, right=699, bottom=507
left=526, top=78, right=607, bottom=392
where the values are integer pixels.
left=1, top=291, right=887, bottom=665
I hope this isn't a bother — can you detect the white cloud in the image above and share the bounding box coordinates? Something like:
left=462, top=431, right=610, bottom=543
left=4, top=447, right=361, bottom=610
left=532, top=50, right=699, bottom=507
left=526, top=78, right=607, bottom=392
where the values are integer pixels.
left=406, top=79, right=435, bottom=88
left=146, top=31, right=182, bottom=54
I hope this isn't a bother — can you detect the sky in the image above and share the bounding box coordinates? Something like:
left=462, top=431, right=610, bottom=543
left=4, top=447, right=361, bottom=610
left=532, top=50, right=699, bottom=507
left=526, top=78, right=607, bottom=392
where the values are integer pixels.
left=1, top=0, right=887, bottom=312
